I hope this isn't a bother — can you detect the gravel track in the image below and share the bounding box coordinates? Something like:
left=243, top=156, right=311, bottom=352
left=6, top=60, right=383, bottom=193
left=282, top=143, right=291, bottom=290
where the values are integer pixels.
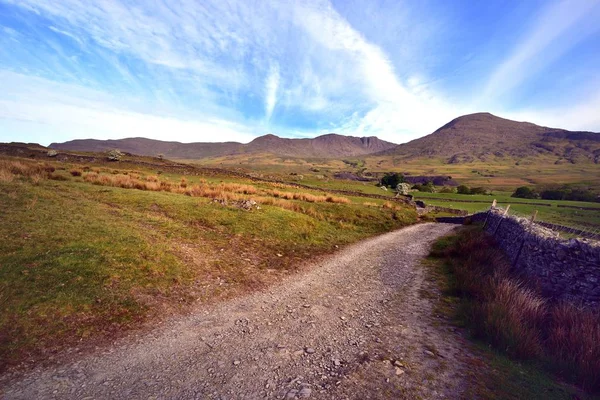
left=1, top=222, right=472, bottom=399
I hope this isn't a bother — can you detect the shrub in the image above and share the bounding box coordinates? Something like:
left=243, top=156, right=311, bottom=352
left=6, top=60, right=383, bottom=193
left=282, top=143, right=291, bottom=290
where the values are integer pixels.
left=470, top=187, right=488, bottom=195
left=70, top=169, right=82, bottom=177
left=412, top=181, right=435, bottom=193
left=438, top=186, right=456, bottom=194
left=380, top=173, right=405, bottom=188
left=512, top=186, right=538, bottom=199
left=457, top=185, right=471, bottom=194
left=540, top=188, right=568, bottom=200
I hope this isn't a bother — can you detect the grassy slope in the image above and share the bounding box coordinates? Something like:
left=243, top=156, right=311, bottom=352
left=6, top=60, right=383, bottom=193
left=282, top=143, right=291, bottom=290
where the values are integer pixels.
left=0, top=156, right=416, bottom=370
left=192, top=154, right=600, bottom=229
left=193, top=152, right=600, bottom=191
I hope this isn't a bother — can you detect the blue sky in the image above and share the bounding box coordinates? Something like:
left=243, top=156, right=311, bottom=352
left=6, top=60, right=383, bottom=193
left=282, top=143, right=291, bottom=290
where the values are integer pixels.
left=0, top=0, right=599, bottom=146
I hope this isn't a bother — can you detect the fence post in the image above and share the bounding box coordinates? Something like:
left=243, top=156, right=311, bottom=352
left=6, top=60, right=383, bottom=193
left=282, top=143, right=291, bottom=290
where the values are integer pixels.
left=482, top=199, right=497, bottom=230
left=492, top=205, right=510, bottom=236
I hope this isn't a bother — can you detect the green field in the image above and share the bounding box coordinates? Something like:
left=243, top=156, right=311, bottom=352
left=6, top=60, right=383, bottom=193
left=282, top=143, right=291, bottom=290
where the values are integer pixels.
left=413, top=192, right=600, bottom=229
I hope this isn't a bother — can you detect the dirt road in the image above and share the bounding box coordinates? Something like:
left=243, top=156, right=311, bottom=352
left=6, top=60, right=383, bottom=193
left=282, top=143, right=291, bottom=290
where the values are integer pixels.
left=1, top=223, right=473, bottom=399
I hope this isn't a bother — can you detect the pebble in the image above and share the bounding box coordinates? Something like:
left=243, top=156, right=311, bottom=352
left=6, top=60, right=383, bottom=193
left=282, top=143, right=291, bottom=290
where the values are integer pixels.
left=395, top=367, right=405, bottom=376
left=305, top=347, right=316, bottom=354
left=233, top=360, right=241, bottom=365
left=424, top=350, right=435, bottom=357
left=333, top=358, right=341, bottom=367
left=298, top=386, right=312, bottom=398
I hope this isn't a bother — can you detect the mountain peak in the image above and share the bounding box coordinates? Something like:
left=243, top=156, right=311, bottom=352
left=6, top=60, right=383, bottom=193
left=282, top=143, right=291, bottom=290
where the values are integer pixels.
left=382, top=112, right=600, bottom=164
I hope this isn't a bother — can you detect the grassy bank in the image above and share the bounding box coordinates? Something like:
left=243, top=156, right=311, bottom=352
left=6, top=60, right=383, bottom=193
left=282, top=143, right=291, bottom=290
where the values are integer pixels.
left=427, top=226, right=600, bottom=395
left=0, top=156, right=417, bottom=371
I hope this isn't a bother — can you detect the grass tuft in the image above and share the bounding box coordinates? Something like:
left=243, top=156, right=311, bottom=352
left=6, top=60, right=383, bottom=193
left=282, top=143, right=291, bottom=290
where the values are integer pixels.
left=430, top=227, right=600, bottom=392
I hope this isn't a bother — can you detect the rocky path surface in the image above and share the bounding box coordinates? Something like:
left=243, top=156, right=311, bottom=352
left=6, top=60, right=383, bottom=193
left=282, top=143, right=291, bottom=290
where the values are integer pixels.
left=1, top=223, right=475, bottom=399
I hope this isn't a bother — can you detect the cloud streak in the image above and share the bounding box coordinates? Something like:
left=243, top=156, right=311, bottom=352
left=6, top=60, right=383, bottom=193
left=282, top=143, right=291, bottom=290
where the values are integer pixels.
left=483, top=0, right=600, bottom=103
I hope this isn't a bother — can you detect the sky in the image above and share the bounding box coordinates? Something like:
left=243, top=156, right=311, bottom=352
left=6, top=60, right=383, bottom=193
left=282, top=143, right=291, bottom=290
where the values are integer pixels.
left=0, top=0, right=599, bottom=146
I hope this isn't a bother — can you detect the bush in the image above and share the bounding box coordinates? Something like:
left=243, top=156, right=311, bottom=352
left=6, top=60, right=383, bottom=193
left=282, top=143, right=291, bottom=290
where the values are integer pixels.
left=457, top=185, right=471, bottom=194
left=539, top=186, right=599, bottom=202
left=512, top=186, right=538, bottom=199
left=380, top=173, right=405, bottom=188
left=70, top=169, right=82, bottom=177
left=540, top=189, right=568, bottom=200
left=438, top=186, right=456, bottom=194
left=470, top=187, right=488, bottom=195
left=412, top=181, right=435, bottom=193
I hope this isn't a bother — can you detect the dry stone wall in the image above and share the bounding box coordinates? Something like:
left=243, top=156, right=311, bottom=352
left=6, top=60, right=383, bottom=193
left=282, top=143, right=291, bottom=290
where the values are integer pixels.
left=476, top=210, right=600, bottom=307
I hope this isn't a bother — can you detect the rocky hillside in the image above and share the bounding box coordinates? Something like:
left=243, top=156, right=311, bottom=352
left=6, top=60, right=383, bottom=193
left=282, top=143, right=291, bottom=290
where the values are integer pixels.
left=382, top=113, right=600, bottom=164
left=49, top=134, right=396, bottom=159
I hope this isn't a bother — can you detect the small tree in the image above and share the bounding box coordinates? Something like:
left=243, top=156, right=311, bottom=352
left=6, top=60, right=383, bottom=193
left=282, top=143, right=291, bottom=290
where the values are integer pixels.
left=380, top=172, right=405, bottom=188
left=512, top=186, right=538, bottom=199
left=457, top=185, right=471, bottom=195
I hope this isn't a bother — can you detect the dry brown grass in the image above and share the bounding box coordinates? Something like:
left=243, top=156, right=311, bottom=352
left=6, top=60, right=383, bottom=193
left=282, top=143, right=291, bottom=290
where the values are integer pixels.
left=269, top=189, right=349, bottom=204
left=256, top=196, right=324, bottom=219
left=0, top=159, right=55, bottom=183
left=546, top=303, right=600, bottom=390
left=475, top=278, right=546, bottom=358
left=432, top=227, right=600, bottom=392
left=0, top=168, right=14, bottom=183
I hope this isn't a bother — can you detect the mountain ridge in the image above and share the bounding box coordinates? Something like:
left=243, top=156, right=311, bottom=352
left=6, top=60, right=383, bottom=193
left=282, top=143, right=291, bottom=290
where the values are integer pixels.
left=50, top=133, right=397, bottom=159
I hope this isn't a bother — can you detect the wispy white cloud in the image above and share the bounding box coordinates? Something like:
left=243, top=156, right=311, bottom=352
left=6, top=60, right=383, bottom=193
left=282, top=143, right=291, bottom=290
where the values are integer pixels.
left=264, top=63, right=279, bottom=121
left=48, top=25, right=83, bottom=46
left=482, top=0, right=600, bottom=103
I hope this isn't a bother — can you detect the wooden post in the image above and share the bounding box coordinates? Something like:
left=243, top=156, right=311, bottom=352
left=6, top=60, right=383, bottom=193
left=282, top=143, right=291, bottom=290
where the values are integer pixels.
left=493, top=205, right=510, bottom=236
left=482, top=199, right=497, bottom=229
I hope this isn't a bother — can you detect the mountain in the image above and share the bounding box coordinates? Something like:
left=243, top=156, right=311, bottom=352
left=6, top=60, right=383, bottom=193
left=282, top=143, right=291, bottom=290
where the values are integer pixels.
left=381, top=112, right=600, bottom=164
left=49, top=134, right=397, bottom=159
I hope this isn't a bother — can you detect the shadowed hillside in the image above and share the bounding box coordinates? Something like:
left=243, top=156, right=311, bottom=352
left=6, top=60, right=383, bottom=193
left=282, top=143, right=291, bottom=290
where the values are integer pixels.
left=50, top=134, right=397, bottom=159
left=381, top=113, right=600, bottom=164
